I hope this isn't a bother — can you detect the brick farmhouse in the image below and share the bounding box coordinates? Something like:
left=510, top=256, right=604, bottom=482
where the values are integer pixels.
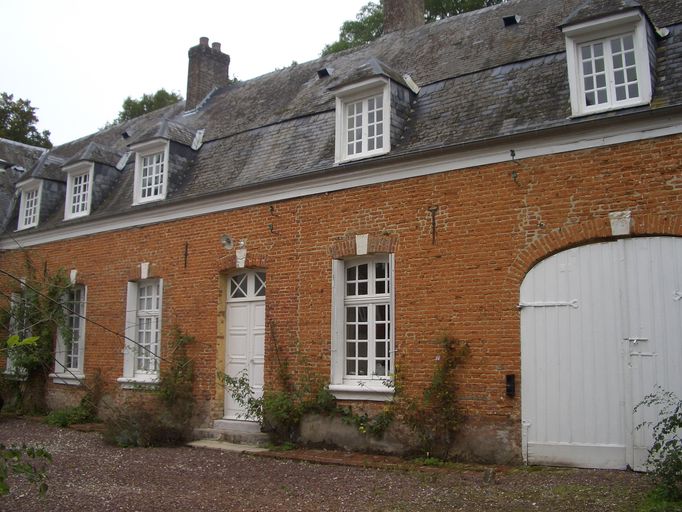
left=1, top=0, right=681, bottom=468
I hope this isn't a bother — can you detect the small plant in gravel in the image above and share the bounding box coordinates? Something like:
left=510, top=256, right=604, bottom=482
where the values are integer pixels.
left=635, top=387, right=682, bottom=505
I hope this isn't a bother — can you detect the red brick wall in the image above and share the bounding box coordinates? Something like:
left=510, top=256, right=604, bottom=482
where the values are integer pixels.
left=1, top=134, right=681, bottom=454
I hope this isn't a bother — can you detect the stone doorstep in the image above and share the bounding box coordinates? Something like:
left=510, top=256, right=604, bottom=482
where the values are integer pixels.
left=187, top=439, right=268, bottom=453
left=192, top=418, right=270, bottom=446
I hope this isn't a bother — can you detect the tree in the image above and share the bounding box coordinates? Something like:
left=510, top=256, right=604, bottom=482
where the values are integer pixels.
left=0, top=93, right=52, bottom=148
left=322, top=0, right=502, bottom=56
left=322, top=2, right=383, bottom=56
left=111, top=88, right=182, bottom=125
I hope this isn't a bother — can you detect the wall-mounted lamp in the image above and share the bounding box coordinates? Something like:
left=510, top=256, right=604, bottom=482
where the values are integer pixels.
left=220, top=234, right=233, bottom=250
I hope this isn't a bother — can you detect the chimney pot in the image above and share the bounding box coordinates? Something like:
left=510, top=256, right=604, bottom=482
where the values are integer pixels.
left=212, top=42, right=221, bottom=51
left=199, top=36, right=209, bottom=46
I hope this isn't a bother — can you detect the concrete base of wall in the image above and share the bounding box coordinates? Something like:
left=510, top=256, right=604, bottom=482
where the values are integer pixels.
left=299, top=413, right=522, bottom=464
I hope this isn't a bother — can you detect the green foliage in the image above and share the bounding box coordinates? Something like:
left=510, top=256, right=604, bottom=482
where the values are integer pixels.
left=45, top=372, right=102, bottom=427
left=104, top=408, right=189, bottom=448
left=322, top=2, right=383, bottom=56
left=636, top=388, right=682, bottom=502
left=45, top=404, right=93, bottom=427
left=321, top=0, right=503, bottom=55
left=0, top=92, right=52, bottom=148
left=111, top=88, right=182, bottom=125
left=104, top=328, right=195, bottom=447
left=1, top=262, right=73, bottom=409
left=220, top=331, right=337, bottom=443
left=394, top=336, right=469, bottom=458
left=342, top=405, right=394, bottom=437
left=0, top=443, right=52, bottom=496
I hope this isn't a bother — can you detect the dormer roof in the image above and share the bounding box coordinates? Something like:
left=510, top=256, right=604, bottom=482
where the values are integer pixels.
left=63, top=142, right=122, bottom=169
left=328, top=58, right=410, bottom=92
left=127, top=118, right=197, bottom=148
left=560, top=0, right=644, bottom=27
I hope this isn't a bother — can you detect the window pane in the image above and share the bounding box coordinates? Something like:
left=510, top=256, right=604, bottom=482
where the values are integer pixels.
left=616, top=85, right=626, bottom=101
left=628, top=83, right=639, bottom=98
left=623, top=34, right=634, bottom=51
left=346, top=342, right=356, bottom=357
left=358, top=360, right=368, bottom=376
left=230, top=274, right=247, bottom=298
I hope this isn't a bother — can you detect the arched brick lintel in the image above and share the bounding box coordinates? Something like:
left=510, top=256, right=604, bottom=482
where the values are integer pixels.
left=217, top=253, right=268, bottom=274
left=508, top=213, right=682, bottom=287
left=329, top=234, right=399, bottom=259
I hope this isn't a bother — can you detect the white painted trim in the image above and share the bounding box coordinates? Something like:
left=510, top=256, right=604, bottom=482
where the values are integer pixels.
left=334, top=79, right=391, bottom=164
left=116, top=376, right=160, bottom=389
left=3, top=114, right=682, bottom=250
left=16, top=180, right=42, bottom=230
left=63, top=162, right=94, bottom=220
left=564, top=10, right=652, bottom=117
left=527, top=442, right=627, bottom=470
left=49, top=372, right=85, bottom=386
left=132, top=140, right=169, bottom=205
left=328, top=383, right=394, bottom=402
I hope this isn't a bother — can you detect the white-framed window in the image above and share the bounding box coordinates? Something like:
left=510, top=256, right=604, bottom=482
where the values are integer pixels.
left=330, top=254, right=394, bottom=401
left=16, top=179, right=42, bottom=230
left=564, top=10, right=653, bottom=116
left=63, top=162, right=94, bottom=220
left=131, top=140, right=169, bottom=205
left=52, top=285, right=86, bottom=385
left=119, top=278, right=163, bottom=386
left=335, top=79, right=391, bottom=164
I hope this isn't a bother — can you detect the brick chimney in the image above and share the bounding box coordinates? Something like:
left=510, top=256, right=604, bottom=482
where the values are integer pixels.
left=383, top=0, right=425, bottom=33
left=186, top=37, right=231, bottom=111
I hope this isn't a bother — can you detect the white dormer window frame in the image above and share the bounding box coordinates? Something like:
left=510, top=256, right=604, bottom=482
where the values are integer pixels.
left=16, top=179, right=42, bottom=230
left=131, top=139, right=169, bottom=205
left=334, top=78, right=391, bottom=164
left=63, top=161, right=94, bottom=220
left=563, top=10, right=653, bottom=117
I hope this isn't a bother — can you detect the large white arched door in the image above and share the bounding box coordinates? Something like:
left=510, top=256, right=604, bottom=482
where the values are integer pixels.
left=224, top=270, right=266, bottom=421
left=521, top=237, right=682, bottom=470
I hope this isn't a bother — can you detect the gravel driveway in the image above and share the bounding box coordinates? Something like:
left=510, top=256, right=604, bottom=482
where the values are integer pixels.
left=1, top=417, right=652, bottom=511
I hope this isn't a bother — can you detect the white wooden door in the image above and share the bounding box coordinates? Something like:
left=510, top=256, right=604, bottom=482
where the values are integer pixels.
left=624, top=237, right=682, bottom=470
left=224, top=271, right=266, bottom=421
left=521, top=237, right=682, bottom=470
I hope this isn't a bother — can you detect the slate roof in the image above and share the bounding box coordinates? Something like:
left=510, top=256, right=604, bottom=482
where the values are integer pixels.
left=0, top=138, right=47, bottom=231
left=3, top=0, right=682, bottom=238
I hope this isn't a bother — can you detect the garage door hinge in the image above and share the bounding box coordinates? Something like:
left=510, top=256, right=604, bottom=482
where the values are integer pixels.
left=674, top=291, right=682, bottom=301
left=517, top=300, right=579, bottom=310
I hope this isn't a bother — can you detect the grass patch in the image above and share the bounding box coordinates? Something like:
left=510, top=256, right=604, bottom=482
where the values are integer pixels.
left=637, top=487, right=682, bottom=512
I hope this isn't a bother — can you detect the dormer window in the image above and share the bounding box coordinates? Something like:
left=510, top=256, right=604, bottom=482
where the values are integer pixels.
left=563, top=10, right=653, bottom=117
left=63, top=162, right=94, bottom=220
left=17, top=179, right=42, bottom=230
left=335, top=78, right=391, bottom=164
left=131, top=140, right=169, bottom=204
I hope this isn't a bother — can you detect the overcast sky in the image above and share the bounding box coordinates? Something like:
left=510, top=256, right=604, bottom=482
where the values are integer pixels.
left=1, top=0, right=368, bottom=145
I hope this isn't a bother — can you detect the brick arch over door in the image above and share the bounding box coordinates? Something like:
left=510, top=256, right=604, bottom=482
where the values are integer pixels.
left=217, top=253, right=268, bottom=274
left=507, top=213, right=682, bottom=287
